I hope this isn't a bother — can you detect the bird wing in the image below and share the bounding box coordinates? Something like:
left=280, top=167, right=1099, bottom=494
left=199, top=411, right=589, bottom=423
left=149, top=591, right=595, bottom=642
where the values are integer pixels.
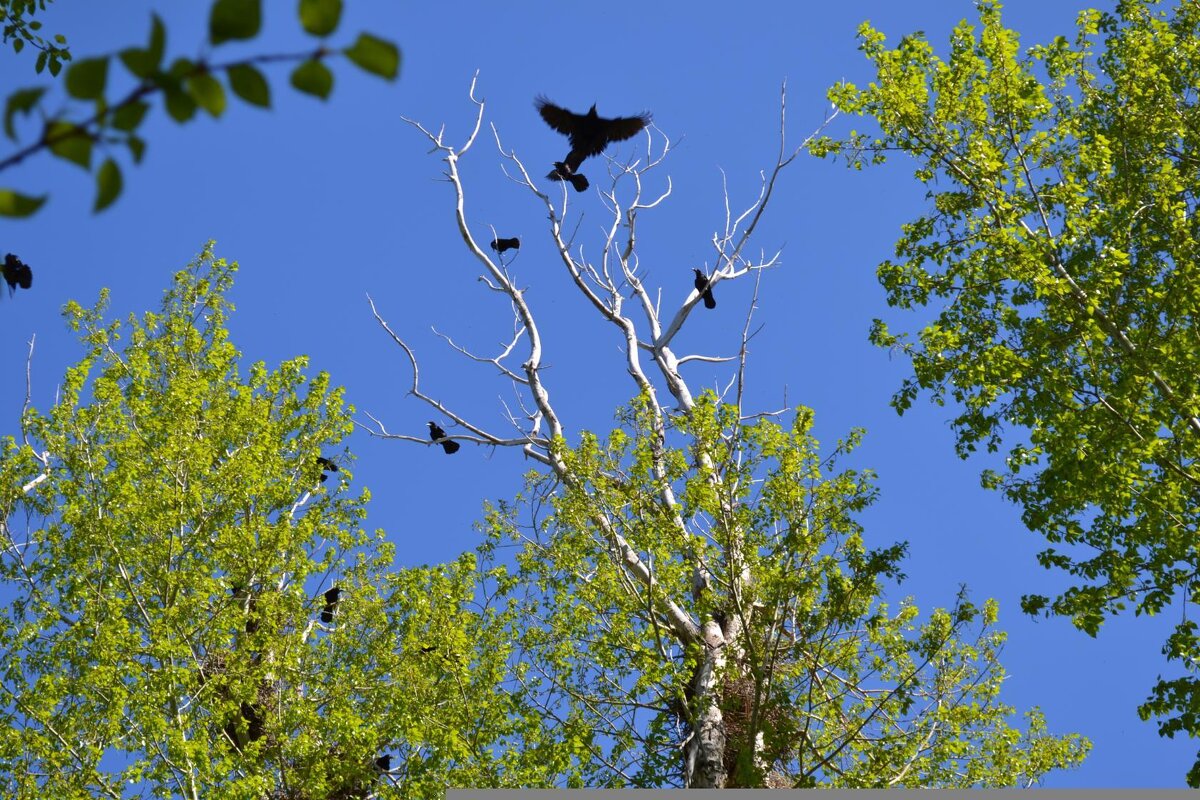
left=535, top=96, right=584, bottom=136
left=601, top=112, right=652, bottom=144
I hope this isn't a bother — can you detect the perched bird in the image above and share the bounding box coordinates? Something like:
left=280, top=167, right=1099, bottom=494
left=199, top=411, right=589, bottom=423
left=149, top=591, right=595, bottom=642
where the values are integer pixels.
left=427, top=421, right=460, bottom=455
left=315, top=456, right=339, bottom=483
left=535, top=96, right=651, bottom=189
left=693, top=269, right=716, bottom=309
left=546, top=161, right=589, bottom=193
left=375, top=754, right=393, bottom=772
left=2, top=253, right=32, bottom=297
left=490, top=237, right=520, bottom=253
left=321, top=586, right=342, bottom=623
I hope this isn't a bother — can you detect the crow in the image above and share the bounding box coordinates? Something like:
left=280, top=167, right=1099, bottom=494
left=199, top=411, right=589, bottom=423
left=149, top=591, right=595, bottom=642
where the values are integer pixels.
left=427, top=421, right=460, bottom=454
left=535, top=96, right=651, bottom=188
left=321, top=586, right=342, bottom=623
left=315, top=456, right=339, bottom=483
left=490, top=237, right=520, bottom=253
left=693, top=269, right=716, bottom=309
left=2, top=253, right=32, bottom=297
left=546, top=161, right=590, bottom=192
left=375, top=754, right=393, bottom=772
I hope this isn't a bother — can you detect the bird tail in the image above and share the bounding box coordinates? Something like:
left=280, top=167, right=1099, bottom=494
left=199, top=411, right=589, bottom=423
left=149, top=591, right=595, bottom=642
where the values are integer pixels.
left=567, top=173, right=589, bottom=192
left=442, top=440, right=461, bottom=454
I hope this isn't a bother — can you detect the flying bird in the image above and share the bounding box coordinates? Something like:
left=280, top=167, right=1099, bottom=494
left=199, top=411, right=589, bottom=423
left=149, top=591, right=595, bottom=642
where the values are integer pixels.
left=2, top=253, right=32, bottom=297
left=490, top=237, right=520, bottom=253
left=321, top=586, right=342, bottom=623
left=535, top=96, right=651, bottom=189
left=427, top=421, right=460, bottom=455
left=693, top=269, right=716, bottom=309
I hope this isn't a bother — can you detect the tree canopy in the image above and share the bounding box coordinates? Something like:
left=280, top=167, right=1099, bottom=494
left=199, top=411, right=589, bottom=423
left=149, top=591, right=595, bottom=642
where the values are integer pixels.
left=814, top=0, right=1200, bottom=782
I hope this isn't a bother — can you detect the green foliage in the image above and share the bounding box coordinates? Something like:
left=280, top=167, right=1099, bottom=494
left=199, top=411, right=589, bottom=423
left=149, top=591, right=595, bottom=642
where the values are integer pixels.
left=209, top=0, right=261, bottom=46
left=815, top=0, right=1200, bottom=781
left=0, top=245, right=569, bottom=798
left=344, top=33, right=401, bottom=80
left=92, top=157, right=121, bottom=212
left=0, top=4, right=400, bottom=215
left=300, top=0, right=343, bottom=37
left=63, top=55, right=106, bottom=100
left=475, top=392, right=1087, bottom=786
left=227, top=63, right=270, bottom=109
left=0, top=186, right=44, bottom=216
left=290, top=59, right=334, bottom=100
left=1, top=0, right=70, bottom=75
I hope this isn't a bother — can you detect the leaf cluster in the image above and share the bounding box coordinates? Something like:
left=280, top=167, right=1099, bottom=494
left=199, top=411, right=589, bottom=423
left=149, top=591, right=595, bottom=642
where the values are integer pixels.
left=0, top=0, right=400, bottom=216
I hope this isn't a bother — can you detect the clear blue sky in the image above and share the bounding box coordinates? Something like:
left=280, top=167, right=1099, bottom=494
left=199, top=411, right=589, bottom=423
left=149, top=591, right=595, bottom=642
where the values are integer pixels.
left=1, top=0, right=1192, bottom=787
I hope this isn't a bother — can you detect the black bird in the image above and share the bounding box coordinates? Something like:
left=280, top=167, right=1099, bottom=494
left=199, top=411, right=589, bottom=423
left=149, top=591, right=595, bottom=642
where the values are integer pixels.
left=241, top=701, right=265, bottom=742
left=693, top=269, right=716, bottom=309
left=315, top=456, right=339, bottom=483
left=427, top=421, right=460, bottom=455
left=535, top=96, right=651, bottom=187
left=546, top=161, right=590, bottom=193
left=490, top=237, right=520, bottom=253
left=375, top=754, right=392, bottom=772
left=321, top=586, right=341, bottom=623
left=418, top=645, right=438, bottom=654
left=2, top=253, right=32, bottom=297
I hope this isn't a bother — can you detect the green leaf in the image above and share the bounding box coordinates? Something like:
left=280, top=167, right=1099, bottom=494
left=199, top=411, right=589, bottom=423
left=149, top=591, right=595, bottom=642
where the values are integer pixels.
left=47, top=56, right=62, bottom=78
left=187, top=73, right=227, bottom=118
left=210, top=0, right=262, bottom=45
left=4, top=87, right=47, bottom=141
left=299, top=0, right=342, bottom=36
left=343, top=33, right=400, bottom=80
left=35, top=51, right=47, bottom=75
left=127, top=135, right=146, bottom=164
left=54, top=34, right=67, bottom=45
left=227, top=64, right=270, bottom=108
left=12, top=38, right=23, bottom=54
left=111, top=101, right=150, bottom=132
left=93, top=158, right=123, bottom=213
left=118, top=48, right=153, bottom=79
left=46, top=122, right=92, bottom=169
left=148, top=13, right=165, bottom=65
left=164, top=88, right=197, bottom=123
left=0, top=189, right=47, bottom=218
left=119, top=15, right=166, bottom=79
left=290, top=59, right=333, bottom=100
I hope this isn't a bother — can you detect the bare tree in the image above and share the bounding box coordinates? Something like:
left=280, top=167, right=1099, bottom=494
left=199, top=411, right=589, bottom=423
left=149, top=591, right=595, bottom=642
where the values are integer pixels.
left=362, top=76, right=1088, bottom=788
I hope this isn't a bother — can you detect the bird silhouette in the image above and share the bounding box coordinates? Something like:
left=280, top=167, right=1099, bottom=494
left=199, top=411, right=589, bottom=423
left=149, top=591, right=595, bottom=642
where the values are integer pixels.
left=427, top=421, right=460, bottom=454
left=490, top=237, right=520, bottom=253
left=315, top=456, right=339, bottom=483
left=546, top=161, right=590, bottom=192
left=321, top=586, right=342, bottom=623
left=375, top=754, right=392, bottom=772
left=535, top=96, right=651, bottom=189
left=2, top=253, right=32, bottom=297
left=693, top=269, right=716, bottom=309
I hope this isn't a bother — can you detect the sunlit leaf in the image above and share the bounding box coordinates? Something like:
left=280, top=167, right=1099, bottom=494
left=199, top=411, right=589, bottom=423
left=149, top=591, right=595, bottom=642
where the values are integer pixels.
left=300, top=0, right=342, bottom=36
left=290, top=59, right=333, bottom=100
left=343, top=33, right=400, bottom=80
left=0, top=189, right=47, bottom=217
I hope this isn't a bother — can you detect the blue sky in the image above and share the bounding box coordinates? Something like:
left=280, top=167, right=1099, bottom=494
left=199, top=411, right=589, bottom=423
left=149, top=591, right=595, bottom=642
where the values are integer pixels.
left=1, top=0, right=1193, bottom=787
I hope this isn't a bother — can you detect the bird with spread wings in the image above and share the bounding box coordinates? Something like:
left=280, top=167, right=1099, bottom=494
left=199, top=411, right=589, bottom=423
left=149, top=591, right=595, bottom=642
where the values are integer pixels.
left=535, top=96, right=652, bottom=192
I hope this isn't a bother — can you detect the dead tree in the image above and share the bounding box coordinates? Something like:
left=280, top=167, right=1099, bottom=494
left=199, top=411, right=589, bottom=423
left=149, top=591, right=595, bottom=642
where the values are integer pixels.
left=363, top=75, right=833, bottom=788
